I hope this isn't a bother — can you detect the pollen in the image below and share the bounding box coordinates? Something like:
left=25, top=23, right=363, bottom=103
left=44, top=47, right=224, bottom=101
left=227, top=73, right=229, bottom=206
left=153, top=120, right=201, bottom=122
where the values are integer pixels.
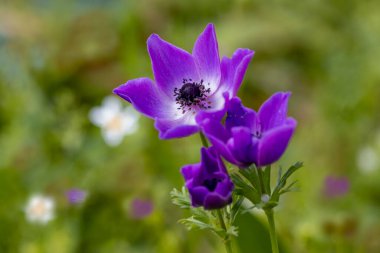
left=174, top=79, right=211, bottom=114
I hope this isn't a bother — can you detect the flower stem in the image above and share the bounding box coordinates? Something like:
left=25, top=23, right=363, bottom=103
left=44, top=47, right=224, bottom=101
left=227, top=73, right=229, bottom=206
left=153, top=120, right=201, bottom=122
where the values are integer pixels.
left=199, top=132, right=209, bottom=147
left=217, top=209, right=233, bottom=253
left=264, top=208, right=279, bottom=253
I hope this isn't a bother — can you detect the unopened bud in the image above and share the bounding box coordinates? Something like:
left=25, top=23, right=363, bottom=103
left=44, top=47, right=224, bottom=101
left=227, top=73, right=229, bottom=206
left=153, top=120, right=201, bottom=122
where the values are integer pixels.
left=261, top=194, right=270, bottom=203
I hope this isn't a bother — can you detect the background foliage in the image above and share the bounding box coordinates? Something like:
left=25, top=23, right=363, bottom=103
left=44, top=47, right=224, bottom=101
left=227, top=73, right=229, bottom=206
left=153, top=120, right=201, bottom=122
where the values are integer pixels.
left=1, top=0, right=380, bottom=252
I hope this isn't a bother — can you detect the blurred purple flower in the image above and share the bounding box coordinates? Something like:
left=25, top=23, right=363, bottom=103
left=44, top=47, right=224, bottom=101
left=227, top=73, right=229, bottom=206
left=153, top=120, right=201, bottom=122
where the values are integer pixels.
left=130, top=198, right=154, bottom=219
left=66, top=189, right=87, bottom=204
left=198, top=92, right=297, bottom=167
left=113, top=23, right=254, bottom=139
left=324, top=176, right=350, bottom=198
left=181, top=147, right=234, bottom=210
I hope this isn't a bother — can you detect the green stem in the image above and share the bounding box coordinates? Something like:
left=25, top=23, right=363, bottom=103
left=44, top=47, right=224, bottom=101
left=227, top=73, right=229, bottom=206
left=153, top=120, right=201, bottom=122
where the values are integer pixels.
left=217, top=209, right=233, bottom=253
left=264, top=208, right=279, bottom=253
left=199, top=132, right=209, bottom=147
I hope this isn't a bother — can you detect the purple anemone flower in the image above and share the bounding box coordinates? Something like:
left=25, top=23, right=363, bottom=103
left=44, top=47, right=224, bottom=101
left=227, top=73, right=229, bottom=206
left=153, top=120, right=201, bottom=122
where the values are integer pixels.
left=197, top=92, right=297, bottom=167
left=113, top=24, right=254, bottom=139
left=181, top=147, right=234, bottom=210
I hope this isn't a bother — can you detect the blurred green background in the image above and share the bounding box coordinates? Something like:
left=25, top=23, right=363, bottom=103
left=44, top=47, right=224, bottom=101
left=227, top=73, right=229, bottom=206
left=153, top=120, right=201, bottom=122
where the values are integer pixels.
left=1, top=0, right=380, bottom=252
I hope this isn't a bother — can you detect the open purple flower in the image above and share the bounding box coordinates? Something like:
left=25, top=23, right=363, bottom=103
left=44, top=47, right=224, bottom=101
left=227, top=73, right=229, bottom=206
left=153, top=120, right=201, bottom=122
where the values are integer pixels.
left=113, top=24, right=254, bottom=139
left=181, top=147, right=234, bottom=210
left=198, top=92, right=297, bottom=167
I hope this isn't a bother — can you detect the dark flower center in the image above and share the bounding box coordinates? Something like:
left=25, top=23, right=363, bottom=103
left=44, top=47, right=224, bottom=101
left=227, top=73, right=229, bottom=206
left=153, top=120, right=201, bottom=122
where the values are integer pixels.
left=203, top=178, right=221, bottom=192
left=174, top=79, right=211, bottom=114
left=253, top=130, right=262, bottom=138
left=252, top=123, right=262, bottom=139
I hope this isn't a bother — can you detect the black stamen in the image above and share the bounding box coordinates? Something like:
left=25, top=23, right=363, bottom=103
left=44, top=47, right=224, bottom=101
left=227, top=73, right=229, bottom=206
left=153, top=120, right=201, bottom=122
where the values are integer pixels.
left=174, top=79, right=211, bottom=114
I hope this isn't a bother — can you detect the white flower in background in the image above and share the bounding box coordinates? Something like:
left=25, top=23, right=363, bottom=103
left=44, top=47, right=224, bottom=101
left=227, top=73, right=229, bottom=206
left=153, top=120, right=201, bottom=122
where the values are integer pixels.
left=356, top=146, right=379, bottom=174
left=89, top=96, right=140, bottom=146
left=25, top=194, right=55, bottom=224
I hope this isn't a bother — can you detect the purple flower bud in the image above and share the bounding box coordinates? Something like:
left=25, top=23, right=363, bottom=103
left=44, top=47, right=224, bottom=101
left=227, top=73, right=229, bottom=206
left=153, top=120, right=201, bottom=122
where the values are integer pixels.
left=66, top=189, right=87, bottom=204
left=129, top=198, right=154, bottom=219
left=113, top=24, right=254, bottom=139
left=181, top=147, right=234, bottom=210
left=197, top=92, right=297, bottom=167
left=324, top=176, right=350, bottom=198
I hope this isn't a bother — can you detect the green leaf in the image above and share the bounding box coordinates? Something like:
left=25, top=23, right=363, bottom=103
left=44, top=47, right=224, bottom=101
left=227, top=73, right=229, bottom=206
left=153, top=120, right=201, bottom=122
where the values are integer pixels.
left=231, top=173, right=261, bottom=204
left=271, top=162, right=303, bottom=202
left=191, top=206, right=210, bottom=220
left=277, top=166, right=283, bottom=186
left=278, top=162, right=303, bottom=189
left=226, top=225, right=239, bottom=237
left=230, top=196, right=244, bottom=223
left=170, top=187, right=191, bottom=209
left=279, top=180, right=299, bottom=195
left=239, top=165, right=261, bottom=193
left=241, top=205, right=258, bottom=214
left=171, top=185, right=241, bottom=240
left=179, top=216, right=213, bottom=230
left=231, top=172, right=246, bottom=187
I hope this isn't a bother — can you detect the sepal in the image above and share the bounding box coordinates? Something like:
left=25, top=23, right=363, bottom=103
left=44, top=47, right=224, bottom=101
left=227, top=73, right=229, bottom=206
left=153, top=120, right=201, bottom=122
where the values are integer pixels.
left=232, top=161, right=303, bottom=210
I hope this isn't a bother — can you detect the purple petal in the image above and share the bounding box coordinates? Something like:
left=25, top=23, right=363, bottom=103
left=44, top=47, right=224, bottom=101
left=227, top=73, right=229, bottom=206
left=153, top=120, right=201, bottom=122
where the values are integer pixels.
left=215, top=180, right=234, bottom=197
left=183, top=147, right=233, bottom=210
left=206, top=90, right=229, bottom=112
left=228, top=127, right=259, bottom=166
left=197, top=90, right=229, bottom=117
left=154, top=117, right=199, bottom=139
left=196, top=93, right=230, bottom=142
left=216, top=157, right=229, bottom=174
left=113, top=78, right=175, bottom=119
left=199, top=118, right=230, bottom=142
left=218, top=48, right=254, bottom=97
left=209, top=135, right=240, bottom=165
left=226, top=97, right=257, bottom=131
left=196, top=112, right=239, bottom=165
left=204, top=193, right=232, bottom=210
left=199, top=147, right=227, bottom=175
left=200, top=147, right=219, bottom=174
left=192, top=24, right=221, bottom=92
left=258, top=92, right=291, bottom=131
left=188, top=186, right=208, bottom=207
left=181, top=164, right=199, bottom=181
left=257, top=118, right=297, bottom=166
left=147, top=34, right=199, bottom=98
